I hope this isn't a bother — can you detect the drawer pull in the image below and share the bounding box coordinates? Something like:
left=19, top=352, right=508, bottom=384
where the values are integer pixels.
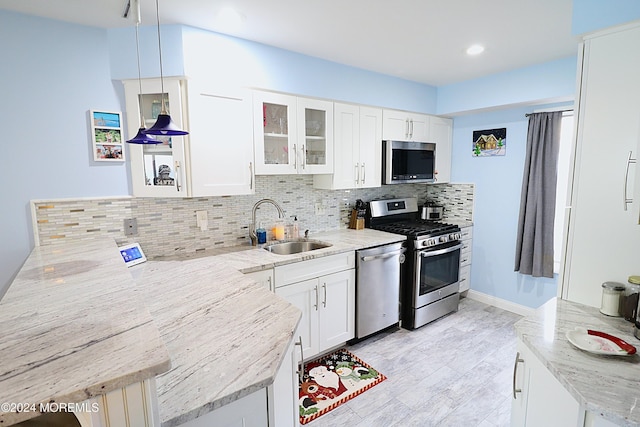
left=512, top=351, right=524, bottom=399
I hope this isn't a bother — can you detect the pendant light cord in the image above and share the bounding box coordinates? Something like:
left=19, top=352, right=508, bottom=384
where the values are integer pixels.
left=154, top=0, right=167, bottom=114
left=135, top=19, right=145, bottom=127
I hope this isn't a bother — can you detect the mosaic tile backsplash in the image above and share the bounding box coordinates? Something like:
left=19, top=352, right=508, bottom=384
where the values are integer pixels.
left=33, top=176, right=473, bottom=258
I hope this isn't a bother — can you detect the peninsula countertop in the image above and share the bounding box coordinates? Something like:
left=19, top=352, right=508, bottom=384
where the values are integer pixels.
left=0, top=239, right=171, bottom=426
left=514, top=298, right=640, bottom=426
left=135, top=228, right=406, bottom=426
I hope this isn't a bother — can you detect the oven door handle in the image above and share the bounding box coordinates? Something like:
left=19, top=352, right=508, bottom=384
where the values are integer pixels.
left=419, top=242, right=463, bottom=257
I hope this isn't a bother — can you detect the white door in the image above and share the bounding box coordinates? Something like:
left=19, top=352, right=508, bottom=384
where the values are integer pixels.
left=123, top=78, right=189, bottom=197
left=188, top=85, right=254, bottom=196
left=297, top=97, right=334, bottom=174
left=430, top=116, right=453, bottom=183
left=359, top=106, right=383, bottom=188
left=562, top=25, right=640, bottom=307
left=254, top=92, right=298, bottom=175
left=318, top=270, right=355, bottom=352
left=276, top=279, right=319, bottom=358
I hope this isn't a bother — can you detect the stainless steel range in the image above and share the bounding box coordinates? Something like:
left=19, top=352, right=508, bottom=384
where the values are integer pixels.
left=368, top=197, right=462, bottom=329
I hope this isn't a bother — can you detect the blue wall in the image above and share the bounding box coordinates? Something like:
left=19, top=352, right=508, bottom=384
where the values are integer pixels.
left=0, top=10, right=127, bottom=297
left=450, top=106, right=570, bottom=308
left=572, top=0, right=640, bottom=34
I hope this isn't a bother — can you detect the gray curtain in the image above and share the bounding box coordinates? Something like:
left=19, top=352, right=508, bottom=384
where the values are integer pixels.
left=514, top=111, right=563, bottom=278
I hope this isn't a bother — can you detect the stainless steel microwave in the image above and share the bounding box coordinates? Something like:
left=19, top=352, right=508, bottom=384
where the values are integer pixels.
left=383, top=140, right=436, bottom=184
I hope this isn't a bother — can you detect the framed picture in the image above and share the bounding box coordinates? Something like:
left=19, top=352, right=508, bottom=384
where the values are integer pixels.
left=472, top=127, right=507, bottom=157
left=91, top=110, right=125, bottom=161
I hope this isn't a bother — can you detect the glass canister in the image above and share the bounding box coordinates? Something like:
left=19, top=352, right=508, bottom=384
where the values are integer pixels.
left=600, top=282, right=625, bottom=317
left=622, top=276, right=640, bottom=322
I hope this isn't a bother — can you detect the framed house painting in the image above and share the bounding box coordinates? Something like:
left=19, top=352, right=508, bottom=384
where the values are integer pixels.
left=91, top=110, right=125, bottom=161
left=472, top=128, right=506, bottom=157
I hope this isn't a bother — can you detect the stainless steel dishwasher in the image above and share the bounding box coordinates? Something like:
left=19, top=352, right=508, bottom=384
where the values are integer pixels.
left=355, top=242, right=405, bottom=339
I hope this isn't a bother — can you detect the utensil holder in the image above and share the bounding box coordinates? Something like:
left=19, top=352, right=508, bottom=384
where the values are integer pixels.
left=349, top=210, right=364, bottom=230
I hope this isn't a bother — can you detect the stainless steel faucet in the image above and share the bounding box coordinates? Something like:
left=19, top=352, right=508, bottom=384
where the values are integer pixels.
left=250, top=198, right=285, bottom=246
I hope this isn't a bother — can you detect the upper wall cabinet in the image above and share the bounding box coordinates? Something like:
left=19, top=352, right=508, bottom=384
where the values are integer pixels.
left=254, top=91, right=334, bottom=175
left=123, top=78, right=189, bottom=198
left=314, top=103, right=382, bottom=190
left=123, top=78, right=254, bottom=197
left=430, top=116, right=453, bottom=183
left=187, top=84, right=255, bottom=196
left=382, top=109, right=430, bottom=142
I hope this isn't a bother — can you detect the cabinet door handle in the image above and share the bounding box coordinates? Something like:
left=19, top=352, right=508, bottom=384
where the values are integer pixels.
left=293, top=144, right=297, bottom=169
left=405, top=119, right=410, bottom=139
left=512, top=351, right=524, bottom=399
left=174, top=160, right=182, bottom=192
left=314, top=285, right=319, bottom=311
left=267, top=275, right=272, bottom=292
left=302, top=144, right=306, bottom=170
left=249, top=162, right=253, bottom=190
left=295, top=336, right=305, bottom=377
left=624, top=151, right=636, bottom=211
left=322, top=283, right=327, bottom=308
left=361, top=163, right=366, bottom=184
left=355, top=163, right=360, bottom=184
left=409, top=119, right=414, bottom=139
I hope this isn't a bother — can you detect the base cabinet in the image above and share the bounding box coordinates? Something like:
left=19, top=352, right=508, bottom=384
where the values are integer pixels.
left=511, top=339, right=599, bottom=427
left=175, top=389, right=268, bottom=427
left=244, top=269, right=274, bottom=292
left=458, top=226, right=472, bottom=292
left=275, top=253, right=356, bottom=360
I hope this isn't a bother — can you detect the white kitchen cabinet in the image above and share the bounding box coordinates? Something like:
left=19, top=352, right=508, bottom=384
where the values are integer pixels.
left=275, top=253, right=355, bottom=359
left=458, top=226, right=472, bottom=293
left=430, top=116, right=453, bottom=183
left=175, top=389, right=268, bottom=427
left=313, top=103, right=382, bottom=189
left=254, top=91, right=333, bottom=175
left=187, top=84, right=254, bottom=196
left=123, top=79, right=254, bottom=197
left=123, top=78, right=189, bottom=197
left=268, top=327, right=301, bottom=427
left=244, top=269, right=274, bottom=292
left=382, top=109, right=430, bottom=142
left=511, top=339, right=581, bottom=427
left=560, top=23, right=640, bottom=307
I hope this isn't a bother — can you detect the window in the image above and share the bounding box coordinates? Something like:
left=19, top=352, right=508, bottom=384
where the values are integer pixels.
left=553, top=112, right=574, bottom=273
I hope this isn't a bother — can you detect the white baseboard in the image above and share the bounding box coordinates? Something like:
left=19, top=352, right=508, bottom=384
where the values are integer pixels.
left=465, top=290, right=536, bottom=317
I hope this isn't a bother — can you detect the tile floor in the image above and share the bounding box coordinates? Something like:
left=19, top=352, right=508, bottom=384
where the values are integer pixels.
left=307, top=297, right=522, bottom=427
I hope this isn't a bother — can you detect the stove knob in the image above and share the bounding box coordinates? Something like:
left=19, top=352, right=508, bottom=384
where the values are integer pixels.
left=439, top=236, right=448, bottom=243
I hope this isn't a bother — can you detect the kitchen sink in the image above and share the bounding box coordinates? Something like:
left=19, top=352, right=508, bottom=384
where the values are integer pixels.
left=264, top=240, right=332, bottom=255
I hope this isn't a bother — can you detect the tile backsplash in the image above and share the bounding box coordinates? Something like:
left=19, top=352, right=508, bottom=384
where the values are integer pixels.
left=33, top=176, right=473, bottom=258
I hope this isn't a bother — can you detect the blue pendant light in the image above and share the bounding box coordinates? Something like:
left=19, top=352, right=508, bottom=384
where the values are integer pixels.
left=126, top=0, right=160, bottom=144
left=145, top=0, right=188, bottom=136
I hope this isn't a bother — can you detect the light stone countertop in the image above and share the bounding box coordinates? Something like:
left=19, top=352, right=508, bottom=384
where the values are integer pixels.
left=0, top=239, right=172, bottom=426
left=515, top=298, right=640, bottom=426
left=132, top=228, right=406, bottom=426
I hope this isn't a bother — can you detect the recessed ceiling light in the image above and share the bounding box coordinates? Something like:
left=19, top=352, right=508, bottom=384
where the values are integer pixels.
left=466, top=44, right=485, bottom=56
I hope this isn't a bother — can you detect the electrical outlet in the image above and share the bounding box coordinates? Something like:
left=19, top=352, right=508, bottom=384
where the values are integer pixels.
left=124, top=218, right=138, bottom=236
left=314, top=203, right=326, bottom=215
left=196, top=210, right=208, bottom=231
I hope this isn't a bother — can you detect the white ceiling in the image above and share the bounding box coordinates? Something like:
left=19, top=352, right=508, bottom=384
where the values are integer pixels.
left=0, top=0, right=580, bottom=86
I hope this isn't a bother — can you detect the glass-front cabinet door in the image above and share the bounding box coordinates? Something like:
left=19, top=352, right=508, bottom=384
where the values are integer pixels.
left=123, top=78, right=188, bottom=197
left=298, top=97, right=333, bottom=174
left=253, top=91, right=333, bottom=175
left=253, top=92, right=297, bottom=175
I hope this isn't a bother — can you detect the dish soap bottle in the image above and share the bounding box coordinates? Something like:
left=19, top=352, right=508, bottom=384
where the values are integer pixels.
left=292, top=216, right=299, bottom=239
left=257, top=222, right=267, bottom=244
